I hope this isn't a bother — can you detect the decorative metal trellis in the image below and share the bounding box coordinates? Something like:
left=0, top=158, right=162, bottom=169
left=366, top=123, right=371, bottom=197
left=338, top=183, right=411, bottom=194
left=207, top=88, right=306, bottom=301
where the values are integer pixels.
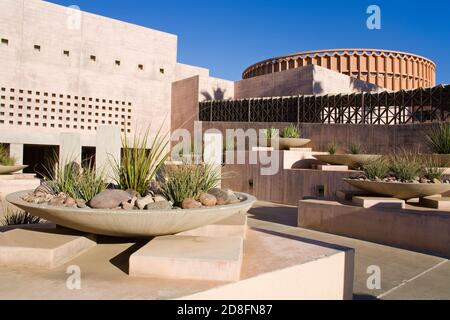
left=199, top=85, right=450, bottom=125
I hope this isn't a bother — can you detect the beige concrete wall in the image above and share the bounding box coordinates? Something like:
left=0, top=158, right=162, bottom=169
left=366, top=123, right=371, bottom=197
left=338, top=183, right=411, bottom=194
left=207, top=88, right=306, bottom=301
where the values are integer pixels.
left=235, top=65, right=383, bottom=99
left=175, top=63, right=209, bottom=82
left=0, top=0, right=209, bottom=148
left=298, top=199, right=450, bottom=258
left=202, top=121, right=439, bottom=155
left=171, top=75, right=234, bottom=134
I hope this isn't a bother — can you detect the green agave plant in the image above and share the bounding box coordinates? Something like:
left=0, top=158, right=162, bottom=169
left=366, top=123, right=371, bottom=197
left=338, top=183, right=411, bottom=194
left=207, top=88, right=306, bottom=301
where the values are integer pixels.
left=281, top=124, right=301, bottom=139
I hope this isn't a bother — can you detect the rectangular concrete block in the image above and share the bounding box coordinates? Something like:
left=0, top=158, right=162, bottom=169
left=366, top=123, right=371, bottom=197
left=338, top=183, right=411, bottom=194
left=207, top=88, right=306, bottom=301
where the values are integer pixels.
left=336, top=190, right=374, bottom=201
left=0, top=228, right=96, bottom=269
left=177, top=214, right=248, bottom=239
left=419, top=196, right=450, bottom=210
left=317, top=165, right=349, bottom=172
left=130, top=236, right=243, bottom=282
left=251, top=147, right=274, bottom=152
left=353, top=196, right=406, bottom=209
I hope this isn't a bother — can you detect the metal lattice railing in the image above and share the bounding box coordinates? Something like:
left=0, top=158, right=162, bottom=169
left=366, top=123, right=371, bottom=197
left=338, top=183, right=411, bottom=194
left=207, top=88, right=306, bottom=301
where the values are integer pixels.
left=199, top=85, right=450, bottom=125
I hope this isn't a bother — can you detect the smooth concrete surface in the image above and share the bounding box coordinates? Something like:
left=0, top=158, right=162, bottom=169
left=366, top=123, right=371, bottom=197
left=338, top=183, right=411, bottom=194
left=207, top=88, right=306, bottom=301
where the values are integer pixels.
left=177, top=213, right=248, bottom=239
left=0, top=228, right=96, bottom=269
left=0, top=175, right=40, bottom=202
left=59, top=132, right=82, bottom=165
left=0, top=225, right=352, bottom=300
left=8, top=143, right=23, bottom=166
left=298, top=199, right=450, bottom=258
left=95, top=126, right=121, bottom=182
left=129, top=236, right=244, bottom=282
left=248, top=202, right=450, bottom=300
left=353, top=196, right=406, bottom=209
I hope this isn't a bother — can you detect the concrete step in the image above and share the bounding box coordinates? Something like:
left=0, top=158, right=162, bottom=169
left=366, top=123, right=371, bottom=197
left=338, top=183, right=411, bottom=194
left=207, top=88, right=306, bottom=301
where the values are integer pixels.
left=0, top=228, right=96, bottom=269
left=419, top=196, right=450, bottom=210
left=130, top=235, right=243, bottom=282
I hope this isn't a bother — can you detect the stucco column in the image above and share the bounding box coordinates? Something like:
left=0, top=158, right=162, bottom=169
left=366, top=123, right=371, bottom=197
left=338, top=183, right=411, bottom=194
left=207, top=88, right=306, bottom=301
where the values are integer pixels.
left=9, top=143, right=24, bottom=166
left=204, top=131, right=223, bottom=188
left=60, top=133, right=82, bottom=166
left=96, top=126, right=121, bottom=183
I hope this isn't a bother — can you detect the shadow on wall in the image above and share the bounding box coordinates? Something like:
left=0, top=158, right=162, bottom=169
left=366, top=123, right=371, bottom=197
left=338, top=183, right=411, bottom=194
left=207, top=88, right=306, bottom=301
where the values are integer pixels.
left=349, top=77, right=381, bottom=93
left=312, top=81, right=324, bottom=95
left=201, top=87, right=227, bottom=101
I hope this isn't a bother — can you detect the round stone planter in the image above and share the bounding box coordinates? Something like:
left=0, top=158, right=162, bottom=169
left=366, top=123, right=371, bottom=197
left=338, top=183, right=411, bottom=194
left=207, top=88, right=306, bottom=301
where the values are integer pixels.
left=343, top=179, right=450, bottom=200
left=0, top=165, right=28, bottom=175
left=314, top=154, right=381, bottom=169
left=6, top=191, right=257, bottom=238
left=271, top=138, right=311, bottom=150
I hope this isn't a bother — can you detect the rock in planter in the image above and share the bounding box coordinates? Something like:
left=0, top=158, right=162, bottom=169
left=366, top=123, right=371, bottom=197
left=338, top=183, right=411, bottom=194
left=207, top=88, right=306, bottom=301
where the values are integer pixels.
left=199, top=193, right=217, bottom=207
left=182, top=198, right=202, bottom=209
left=89, top=190, right=131, bottom=209
left=146, top=200, right=173, bottom=210
left=122, top=197, right=138, bottom=210
left=76, top=199, right=87, bottom=209
left=126, top=189, right=141, bottom=199
left=64, top=197, right=77, bottom=207
left=136, top=195, right=154, bottom=210
left=49, top=194, right=67, bottom=207
left=154, top=195, right=167, bottom=202
left=208, top=188, right=240, bottom=205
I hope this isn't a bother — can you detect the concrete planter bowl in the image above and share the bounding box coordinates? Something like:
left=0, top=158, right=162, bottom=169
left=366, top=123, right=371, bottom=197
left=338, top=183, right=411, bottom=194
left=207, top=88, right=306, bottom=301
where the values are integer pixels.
left=271, top=138, right=311, bottom=150
left=6, top=191, right=257, bottom=238
left=344, top=179, right=450, bottom=200
left=314, top=154, right=381, bottom=169
left=0, top=165, right=28, bottom=175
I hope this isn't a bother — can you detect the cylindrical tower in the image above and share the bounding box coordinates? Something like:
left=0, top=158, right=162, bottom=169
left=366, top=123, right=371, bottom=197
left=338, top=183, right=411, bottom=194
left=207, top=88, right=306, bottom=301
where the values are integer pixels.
left=242, top=49, right=436, bottom=91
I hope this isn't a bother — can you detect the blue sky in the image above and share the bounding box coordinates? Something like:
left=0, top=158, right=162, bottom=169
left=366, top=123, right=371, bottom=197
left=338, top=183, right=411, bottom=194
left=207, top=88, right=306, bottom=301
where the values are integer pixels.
left=48, top=0, right=449, bottom=84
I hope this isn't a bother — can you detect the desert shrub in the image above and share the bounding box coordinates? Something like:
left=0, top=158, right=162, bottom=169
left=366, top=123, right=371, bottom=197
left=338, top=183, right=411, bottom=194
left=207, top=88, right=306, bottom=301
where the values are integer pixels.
left=43, top=154, right=105, bottom=201
left=422, top=157, right=445, bottom=181
left=281, top=124, right=300, bottom=139
left=0, top=145, right=16, bottom=166
left=160, top=164, right=221, bottom=207
left=390, top=150, right=422, bottom=182
left=327, top=143, right=338, bottom=155
left=425, top=123, right=450, bottom=154
left=349, top=143, right=363, bottom=155
left=363, top=158, right=390, bottom=180
left=1, top=202, right=41, bottom=226
left=113, top=126, right=170, bottom=196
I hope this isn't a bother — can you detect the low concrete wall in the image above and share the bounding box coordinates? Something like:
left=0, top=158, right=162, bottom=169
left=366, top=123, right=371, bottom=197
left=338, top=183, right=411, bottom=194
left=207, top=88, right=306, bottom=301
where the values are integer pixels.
left=221, top=152, right=359, bottom=205
left=298, top=200, right=450, bottom=258
left=202, top=122, right=438, bottom=154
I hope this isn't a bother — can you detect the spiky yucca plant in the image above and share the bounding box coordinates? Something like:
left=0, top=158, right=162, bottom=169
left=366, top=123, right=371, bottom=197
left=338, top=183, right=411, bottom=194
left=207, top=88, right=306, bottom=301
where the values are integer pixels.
left=425, top=123, right=450, bottom=154
left=349, top=143, right=363, bottom=155
left=113, top=126, right=170, bottom=196
left=327, top=143, right=338, bottom=155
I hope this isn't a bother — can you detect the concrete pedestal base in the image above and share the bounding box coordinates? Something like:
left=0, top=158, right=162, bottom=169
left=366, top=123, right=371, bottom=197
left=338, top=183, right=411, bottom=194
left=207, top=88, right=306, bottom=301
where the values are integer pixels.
left=0, top=228, right=96, bottom=269
left=299, top=199, right=450, bottom=257
left=0, top=174, right=40, bottom=203
left=316, top=165, right=349, bottom=172
left=419, top=196, right=450, bottom=210
left=353, top=196, right=406, bottom=209
left=130, top=236, right=244, bottom=282
left=177, top=214, right=248, bottom=239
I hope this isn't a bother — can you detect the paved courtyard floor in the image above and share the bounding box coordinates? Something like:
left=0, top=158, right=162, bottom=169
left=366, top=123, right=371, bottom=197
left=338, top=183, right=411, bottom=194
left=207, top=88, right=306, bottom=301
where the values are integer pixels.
left=0, top=201, right=448, bottom=300
left=249, top=202, right=450, bottom=300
